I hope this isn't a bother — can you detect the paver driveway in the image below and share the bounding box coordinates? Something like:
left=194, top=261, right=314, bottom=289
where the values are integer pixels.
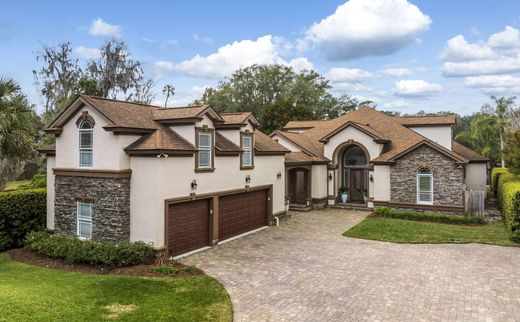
left=182, top=209, right=520, bottom=322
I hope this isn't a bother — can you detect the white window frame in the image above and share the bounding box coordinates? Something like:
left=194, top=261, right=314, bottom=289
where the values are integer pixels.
left=197, top=131, right=213, bottom=169
left=78, top=120, right=93, bottom=168
left=77, top=201, right=92, bottom=239
left=241, top=134, right=253, bottom=167
left=417, top=168, right=433, bottom=205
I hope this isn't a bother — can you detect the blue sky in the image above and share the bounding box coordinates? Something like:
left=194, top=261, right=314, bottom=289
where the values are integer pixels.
left=2, top=0, right=520, bottom=115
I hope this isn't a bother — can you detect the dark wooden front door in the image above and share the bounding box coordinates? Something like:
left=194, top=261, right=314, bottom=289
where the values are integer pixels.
left=349, top=169, right=364, bottom=202
left=168, top=199, right=210, bottom=256
left=290, top=168, right=308, bottom=205
left=218, top=189, right=268, bottom=241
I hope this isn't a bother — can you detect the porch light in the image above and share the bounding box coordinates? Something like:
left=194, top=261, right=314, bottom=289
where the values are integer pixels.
left=277, top=171, right=282, bottom=179
left=191, top=179, right=198, bottom=190
left=328, top=173, right=333, bottom=181
left=370, top=174, right=374, bottom=182
left=245, top=175, right=251, bottom=184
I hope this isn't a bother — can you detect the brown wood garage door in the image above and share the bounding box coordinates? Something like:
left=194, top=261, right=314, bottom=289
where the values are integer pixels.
left=168, top=199, right=210, bottom=256
left=218, top=189, right=268, bottom=241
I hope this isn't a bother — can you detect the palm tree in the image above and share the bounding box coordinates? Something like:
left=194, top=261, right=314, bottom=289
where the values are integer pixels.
left=162, top=84, right=175, bottom=107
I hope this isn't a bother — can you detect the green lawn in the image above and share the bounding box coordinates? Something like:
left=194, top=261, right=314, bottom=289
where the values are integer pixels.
left=3, top=180, right=29, bottom=191
left=344, top=218, right=517, bottom=246
left=0, top=253, right=232, bottom=322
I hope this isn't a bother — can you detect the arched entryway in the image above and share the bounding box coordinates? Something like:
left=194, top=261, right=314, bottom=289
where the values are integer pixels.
left=342, top=145, right=369, bottom=203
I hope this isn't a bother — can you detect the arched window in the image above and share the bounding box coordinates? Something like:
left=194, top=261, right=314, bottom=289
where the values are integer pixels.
left=417, top=168, right=433, bottom=204
left=343, top=145, right=367, bottom=167
left=79, top=120, right=93, bottom=167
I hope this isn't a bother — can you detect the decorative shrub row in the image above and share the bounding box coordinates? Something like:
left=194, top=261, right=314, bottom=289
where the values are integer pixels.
left=0, top=188, right=46, bottom=251
left=492, top=168, right=520, bottom=242
left=373, top=207, right=485, bottom=225
left=491, top=168, right=510, bottom=195
left=26, top=231, right=155, bottom=267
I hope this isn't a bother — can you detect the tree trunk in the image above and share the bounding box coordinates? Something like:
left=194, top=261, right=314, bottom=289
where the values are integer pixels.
left=165, top=94, right=169, bottom=108
left=500, top=132, right=505, bottom=167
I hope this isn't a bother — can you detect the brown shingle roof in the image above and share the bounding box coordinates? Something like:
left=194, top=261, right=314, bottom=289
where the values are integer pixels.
left=395, top=115, right=456, bottom=126
left=452, top=141, right=488, bottom=163
left=125, top=126, right=196, bottom=155
left=152, top=105, right=209, bottom=121
left=283, top=120, right=327, bottom=130
left=220, top=112, right=252, bottom=124
left=215, top=132, right=241, bottom=154
left=38, top=143, right=56, bottom=156
left=255, top=131, right=290, bottom=155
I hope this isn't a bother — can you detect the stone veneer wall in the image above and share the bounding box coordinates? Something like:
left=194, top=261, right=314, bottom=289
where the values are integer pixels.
left=390, top=145, right=464, bottom=207
left=54, top=176, right=131, bottom=241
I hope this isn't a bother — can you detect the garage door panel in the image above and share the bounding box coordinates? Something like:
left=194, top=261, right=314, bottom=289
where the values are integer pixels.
left=168, top=199, right=210, bottom=256
left=219, top=189, right=268, bottom=241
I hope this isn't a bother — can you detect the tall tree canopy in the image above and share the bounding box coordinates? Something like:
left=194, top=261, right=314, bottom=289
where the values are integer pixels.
left=192, top=64, right=373, bottom=132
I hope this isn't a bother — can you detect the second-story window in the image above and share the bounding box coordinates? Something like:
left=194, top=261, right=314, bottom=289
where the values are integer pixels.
left=241, top=133, right=253, bottom=168
left=79, top=120, right=93, bottom=168
left=198, top=131, right=213, bottom=169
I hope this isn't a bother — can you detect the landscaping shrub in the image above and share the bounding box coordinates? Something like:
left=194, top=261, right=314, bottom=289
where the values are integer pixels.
left=496, top=171, right=520, bottom=206
left=373, top=207, right=485, bottom=225
left=499, top=180, right=520, bottom=242
left=492, top=168, right=510, bottom=195
left=18, top=173, right=47, bottom=190
left=0, top=188, right=46, bottom=251
left=26, top=231, right=155, bottom=267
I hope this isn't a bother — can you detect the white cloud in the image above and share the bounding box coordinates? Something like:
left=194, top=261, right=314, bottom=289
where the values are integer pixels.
left=154, top=35, right=312, bottom=78
left=464, top=75, right=520, bottom=95
left=440, top=26, right=520, bottom=77
left=193, top=34, right=214, bottom=44
left=303, top=0, right=431, bottom=61
left=378, top=67, right=413, bottom=77
left=288, top=57, right=314, bottom=72
left=74, top=46, right=101, bottom=60
left=394, top=79, right=442, bottom=97
left=89, top=18, right=122, bottom=37
left=332, top=82, right=370, bottom=92
left=439, top=35, right=494, bottom=62
left=328, top=67, right=373, bottom=82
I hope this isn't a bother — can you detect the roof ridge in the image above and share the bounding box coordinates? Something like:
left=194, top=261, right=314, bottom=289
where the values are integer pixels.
left=397, top=114, right=455, bottom=118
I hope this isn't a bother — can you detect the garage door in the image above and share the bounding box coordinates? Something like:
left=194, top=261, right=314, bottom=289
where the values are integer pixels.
left=168, top=199, right=210, bottom=256
left=218, top=189, right=268, bottom=241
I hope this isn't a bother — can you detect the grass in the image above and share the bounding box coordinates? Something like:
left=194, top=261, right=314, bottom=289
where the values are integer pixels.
left=344, top=218, right=517, bottom=246
left=3, top=180, right=29, bottom=191
left=0, top=253, right=232, bottom=322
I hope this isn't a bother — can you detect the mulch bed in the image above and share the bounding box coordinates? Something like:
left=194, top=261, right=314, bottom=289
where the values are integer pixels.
left=6, top=247, right=204, bottom=278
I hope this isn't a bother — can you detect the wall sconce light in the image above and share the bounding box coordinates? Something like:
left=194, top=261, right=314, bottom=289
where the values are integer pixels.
left=191, top=179, right=198, bottom=190
left=328, top=173, right=333, bottom=181
left=277, top=171, right=282, bottom=179
left=245, top=175, right=251, bottom=184
left=369, top=174, right=374, bottom=182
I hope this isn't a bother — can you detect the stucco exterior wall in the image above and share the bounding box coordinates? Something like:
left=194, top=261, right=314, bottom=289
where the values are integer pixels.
left=46, top=156, right=55, bottom=230
left=129, top=154, right=285, bottom=246
left=390, top=145, right=464, bottom=206
left=465, top=163, right=487, bottom=191
left=172, top=125, right=195, bottom=144
left=373, top=165, right=391, bottom=201
left=271, top=134, right=302, bottom=152
left=311, top=164, right=327, bottom=199
left=55, top=106, right=140, bottom=170
left=323, top=126, right=383, bottom=162
left=408, top=126, right=452, bottom=150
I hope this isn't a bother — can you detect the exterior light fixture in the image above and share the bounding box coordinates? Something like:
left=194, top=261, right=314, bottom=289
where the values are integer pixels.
left=191, top=179, right=198, bottom=190
left=277, top=171, right=282, bottom=179
left=245, top=175, right=251, bottom=184
left=369, top=174, right=374, bottom=182
left=328, top=173, right=333, bottom=181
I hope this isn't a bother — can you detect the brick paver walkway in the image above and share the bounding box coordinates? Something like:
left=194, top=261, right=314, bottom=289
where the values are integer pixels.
left=182, top=209, right=520, bottom=322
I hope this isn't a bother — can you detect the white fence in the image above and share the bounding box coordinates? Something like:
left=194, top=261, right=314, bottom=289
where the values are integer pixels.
left=464, top=190, right=485, bottom=217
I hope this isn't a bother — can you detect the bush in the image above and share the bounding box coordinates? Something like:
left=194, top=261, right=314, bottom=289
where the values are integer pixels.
left=373, top=207, right=485, bottom=225
left=492, top=168, right=510, bottom=195
left=0, top=188, right=46, bottom=251
left=18, top=173, right=46, bottom=190
left=498, top=178, right=520, bottom=242
left=496, top=171, right=520, bottom=207
left=26, top=231, right=155, bottom=267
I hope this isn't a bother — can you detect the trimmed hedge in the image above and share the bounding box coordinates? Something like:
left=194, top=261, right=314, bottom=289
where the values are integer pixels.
left=26, top=231, right=155, bottom=267
left=0, top=188, right=46, bottom=251
left=493, top=169, right=520, bottom=242
left=492, top=168, right=510, bottom=195
left=373, top=207, right=485, bottom=225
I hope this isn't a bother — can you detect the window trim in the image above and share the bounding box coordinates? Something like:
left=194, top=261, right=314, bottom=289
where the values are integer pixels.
left=76, top=201, right=92, bottom=240
left=416, top=168, right=433, bottom=205
left=195, top=127, right=215, bottom=172
left=78, top=120, right=93, bottom=168
left=240, top=132, right=254, bottom=170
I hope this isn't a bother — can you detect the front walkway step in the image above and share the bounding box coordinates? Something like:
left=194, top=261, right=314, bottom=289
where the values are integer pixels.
left=330, top=203, right=372, bottom=212
left=289, top=204, right=312, bottom=212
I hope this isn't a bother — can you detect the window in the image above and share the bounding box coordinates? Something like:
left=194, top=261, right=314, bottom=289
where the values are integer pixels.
left=197, top=131, right=213, bottom=169
left=77, top=202, right=92, bottom=239
left=417, top=168, right=433, bottom=204
left=79, top=120, right=93, bottom=167
left=241, top=134, right=253, bottom=168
